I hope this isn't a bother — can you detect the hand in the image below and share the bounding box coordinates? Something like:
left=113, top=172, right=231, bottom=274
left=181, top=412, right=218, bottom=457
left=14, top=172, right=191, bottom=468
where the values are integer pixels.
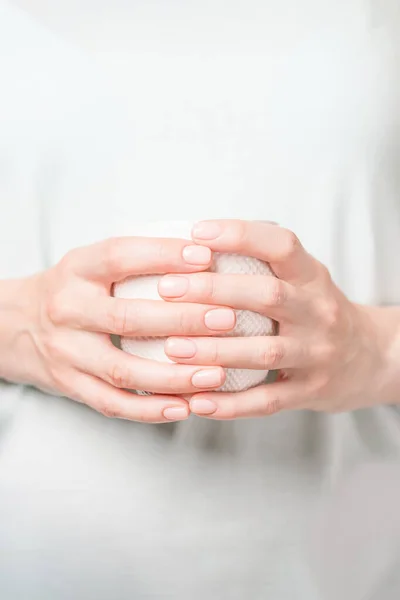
left=158, top=220, right=392, bottom=419
left=0, top=236, right=238, bottom=422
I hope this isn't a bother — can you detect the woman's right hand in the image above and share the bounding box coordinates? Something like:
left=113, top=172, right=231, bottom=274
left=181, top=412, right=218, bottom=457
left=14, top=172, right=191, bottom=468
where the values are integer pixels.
left=0, top=237, right=235, bottom=422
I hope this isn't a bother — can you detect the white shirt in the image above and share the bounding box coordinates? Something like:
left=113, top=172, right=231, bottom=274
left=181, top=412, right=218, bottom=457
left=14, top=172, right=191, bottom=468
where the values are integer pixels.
left=1, top=2, right=400, bottom=598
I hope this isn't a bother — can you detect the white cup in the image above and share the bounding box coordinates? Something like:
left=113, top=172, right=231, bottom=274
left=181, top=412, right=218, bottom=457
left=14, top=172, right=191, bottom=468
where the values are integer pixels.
left=113, top=220, right=276, bottom=393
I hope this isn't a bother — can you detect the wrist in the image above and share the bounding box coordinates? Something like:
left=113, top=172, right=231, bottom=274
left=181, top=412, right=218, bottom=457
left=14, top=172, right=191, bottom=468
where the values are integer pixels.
left=0, top=275, right=41, bottom=384
left=359, top=305, right=400, bottom=406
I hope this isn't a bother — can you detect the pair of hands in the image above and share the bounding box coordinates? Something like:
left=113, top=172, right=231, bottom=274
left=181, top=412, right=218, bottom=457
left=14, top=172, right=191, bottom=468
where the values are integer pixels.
left=11, top=220, right=389, bottom=423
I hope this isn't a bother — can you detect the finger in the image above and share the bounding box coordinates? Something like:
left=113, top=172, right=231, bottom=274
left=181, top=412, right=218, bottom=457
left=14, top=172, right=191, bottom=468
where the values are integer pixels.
left=63, top=236, right=212, bottom=283
left=158, top=272, right=309, bottom=323
left=165, top=336, right=311, bottom=370
left=191, top=220, right=320, bottom=285
left=58, top=332, right=226, bottom=395
left=87, top=350, right=226, bottom=395
left=188, top=381, right=303, bottom=420
left=51, top=296, right=236, bottom=337
left=66, top=371, right=190, bottom=423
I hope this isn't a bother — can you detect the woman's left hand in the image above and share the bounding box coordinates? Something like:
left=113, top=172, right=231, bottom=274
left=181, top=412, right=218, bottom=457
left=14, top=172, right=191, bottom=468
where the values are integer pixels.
left=158, top=220, right=393, bottom=419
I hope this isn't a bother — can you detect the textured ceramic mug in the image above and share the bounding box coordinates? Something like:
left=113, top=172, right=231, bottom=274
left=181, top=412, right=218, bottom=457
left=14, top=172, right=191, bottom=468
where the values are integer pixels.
left=113, top=220, right=276, bottom=394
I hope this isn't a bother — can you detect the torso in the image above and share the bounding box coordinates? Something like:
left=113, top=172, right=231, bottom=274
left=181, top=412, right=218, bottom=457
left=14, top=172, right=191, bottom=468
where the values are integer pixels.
left=1, top=2, right=400, bottom=598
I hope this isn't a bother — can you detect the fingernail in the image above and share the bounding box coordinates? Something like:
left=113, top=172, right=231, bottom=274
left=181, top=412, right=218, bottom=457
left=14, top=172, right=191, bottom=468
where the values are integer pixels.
left=190, top=398, right=217, bottom=415
left=204, top=308, right=235, bottom=331
left=165, top=338, right=197, bottom=358
left=158, top=275, right=188, bottom=298
left=192, top=368, right=223, bottom=389
left=192, top=221, right=222, bottom=240
left=163, top=406, right=189, bottom=421
left=182, top=245, right=212, bottom=265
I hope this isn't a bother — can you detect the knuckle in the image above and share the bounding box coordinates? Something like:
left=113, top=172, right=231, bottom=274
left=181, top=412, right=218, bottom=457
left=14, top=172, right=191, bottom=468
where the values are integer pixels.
left=97, top=401, right=119, bottom=419
left=262, top=391, right=282, bottom=416
left=45, top=293, right=69, bottom=325
left=176, top=309, right=189, bottom=334
left=107, top=362, right=133, bottom=389
left=175, top=307, right=197, bottom=335
left=318, top=298, right=341, bottom=330
left=260, top=343, right=284, bottom=370
left=154, top=239, right=170, bottom=264
left=208, top=340, right=221, bottom=365
left=105, top=298, right=144, bottom=337
left=262, top=278, right=286, bottom=308
left=108, top=298, right=132, bottom=336
left=203, top=273, right=218, bottom=303
left=278, top=229, right=301, bottom=260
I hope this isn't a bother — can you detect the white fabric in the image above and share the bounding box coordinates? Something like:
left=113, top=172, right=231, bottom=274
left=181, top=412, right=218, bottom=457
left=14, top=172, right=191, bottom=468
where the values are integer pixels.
left=113, top=220, right=275, bottom=393
left=1, top=2, right=400, bottom=600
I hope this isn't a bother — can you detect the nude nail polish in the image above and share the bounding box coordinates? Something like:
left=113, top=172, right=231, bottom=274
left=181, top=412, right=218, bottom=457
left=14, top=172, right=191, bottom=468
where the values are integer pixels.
left=190, top=398, right=217, bottom=415
left=191, top=369, right=223, bottom=389
left=158, top=276, right=188, bottom=298
left=192, top=221, right=222, bottom=240
left=182, top=245, right=212, bottom=265
left=204, top=308, right=235, bottom=331
left=165, top=338, right=197, bottom=358
left=163, top=407, right=189, bottom=421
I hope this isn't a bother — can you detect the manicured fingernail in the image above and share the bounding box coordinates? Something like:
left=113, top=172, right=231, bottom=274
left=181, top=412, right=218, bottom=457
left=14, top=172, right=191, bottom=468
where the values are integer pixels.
left=158, top=275, right=188, bottom=298
left=163, top=406, right=189, bottom=421
left=192, top=221, right=222, bottom=240
left=165, top=338, right=197, bottom=358
left=192, top=368, right=223, bottom=389
left=204, top=308, right=235, bottom=331
left=182, top=245, right=212, bottom=265
left=190, top=398, right=217, bottom=415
